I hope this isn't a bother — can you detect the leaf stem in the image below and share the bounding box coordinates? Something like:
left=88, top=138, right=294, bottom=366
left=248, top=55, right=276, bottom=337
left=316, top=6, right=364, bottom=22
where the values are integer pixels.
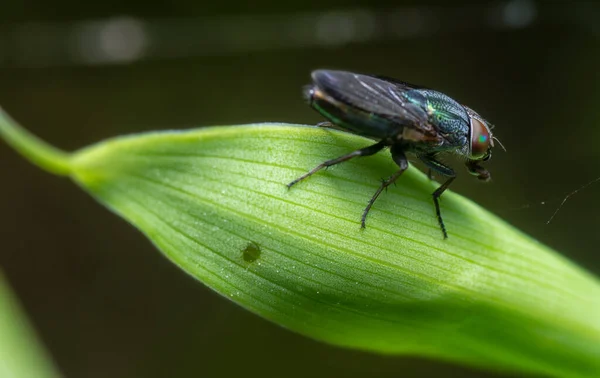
left=0, top=107, right=72, bottom=176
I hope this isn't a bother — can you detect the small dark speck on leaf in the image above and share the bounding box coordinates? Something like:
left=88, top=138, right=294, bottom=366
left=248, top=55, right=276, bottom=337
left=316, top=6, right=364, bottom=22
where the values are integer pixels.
left=242, top=241, right=261, bottom=262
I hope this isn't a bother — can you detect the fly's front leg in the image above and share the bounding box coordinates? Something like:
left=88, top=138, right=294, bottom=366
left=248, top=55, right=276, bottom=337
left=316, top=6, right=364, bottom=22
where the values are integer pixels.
left=418, top=153, right=456, bottom=239
left=287, top=140, right=386, bottom=188
left=466, top=160, right=491, bottom=181
left=361, top=144, right=408, bottom=228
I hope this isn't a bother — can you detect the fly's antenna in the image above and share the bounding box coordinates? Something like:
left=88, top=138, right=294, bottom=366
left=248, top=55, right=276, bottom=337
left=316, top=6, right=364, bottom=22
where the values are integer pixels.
left=493, top=136, right=506, bottom=152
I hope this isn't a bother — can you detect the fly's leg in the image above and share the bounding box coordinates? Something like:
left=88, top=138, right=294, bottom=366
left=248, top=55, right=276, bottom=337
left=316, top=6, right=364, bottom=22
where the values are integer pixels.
left=432, top=177, right=456, bottom=239
left=361, top=145, right=408, bottom=228
left=427, top=169, right=434, bottom=181
left=316, top=121, right=350, bottom=133
left=287, top=140, right=386, bottom=188
left=418, top=153, right=456, bottom=239
left=466, top=160, right=491, bottom=181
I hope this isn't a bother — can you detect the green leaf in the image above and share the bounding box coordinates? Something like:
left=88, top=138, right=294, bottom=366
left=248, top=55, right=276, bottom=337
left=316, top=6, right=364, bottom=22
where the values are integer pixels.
left=2, top=109, right=600, bottom=377
left=0, top=272, right=62, bottom=378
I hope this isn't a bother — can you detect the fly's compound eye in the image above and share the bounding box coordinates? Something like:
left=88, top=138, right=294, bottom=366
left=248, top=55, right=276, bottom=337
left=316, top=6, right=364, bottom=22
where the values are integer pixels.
left=469, top=116, right=491, bottom=160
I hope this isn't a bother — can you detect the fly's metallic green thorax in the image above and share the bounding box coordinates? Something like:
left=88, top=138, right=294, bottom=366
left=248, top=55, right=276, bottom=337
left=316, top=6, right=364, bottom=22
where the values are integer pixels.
left=294, top=69, right=496, bottom=238
left=417, top=90, right=470, bottom=132
left=409, top=89, right=471, bottom=150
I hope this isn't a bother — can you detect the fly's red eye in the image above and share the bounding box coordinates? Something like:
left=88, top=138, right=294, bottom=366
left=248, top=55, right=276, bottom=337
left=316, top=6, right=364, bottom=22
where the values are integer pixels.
left=470, top=117, right=491, bottom=160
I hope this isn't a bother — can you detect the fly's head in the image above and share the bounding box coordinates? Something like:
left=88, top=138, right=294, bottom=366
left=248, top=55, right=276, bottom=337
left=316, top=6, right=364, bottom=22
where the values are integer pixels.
left=463, top=106, right=495, bottom=182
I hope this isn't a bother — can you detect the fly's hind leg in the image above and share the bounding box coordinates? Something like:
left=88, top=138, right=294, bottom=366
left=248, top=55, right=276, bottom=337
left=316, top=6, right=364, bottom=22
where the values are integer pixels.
left=287, top=140, right=387, bottom=188
left=361, top=144, right=408, bottom=228
left=316, top=121, right=348, bottom=132
left=427, top=169, right=435, bottom=181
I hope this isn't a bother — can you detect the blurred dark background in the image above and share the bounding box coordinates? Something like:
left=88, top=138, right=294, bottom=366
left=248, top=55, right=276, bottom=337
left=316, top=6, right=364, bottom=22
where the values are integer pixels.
left=1, top=1, right=599, bottom=377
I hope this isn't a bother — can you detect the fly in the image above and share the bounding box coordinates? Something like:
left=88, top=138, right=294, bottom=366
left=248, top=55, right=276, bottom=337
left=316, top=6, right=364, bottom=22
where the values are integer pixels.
left=287, top=70, right=498, bottom=239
